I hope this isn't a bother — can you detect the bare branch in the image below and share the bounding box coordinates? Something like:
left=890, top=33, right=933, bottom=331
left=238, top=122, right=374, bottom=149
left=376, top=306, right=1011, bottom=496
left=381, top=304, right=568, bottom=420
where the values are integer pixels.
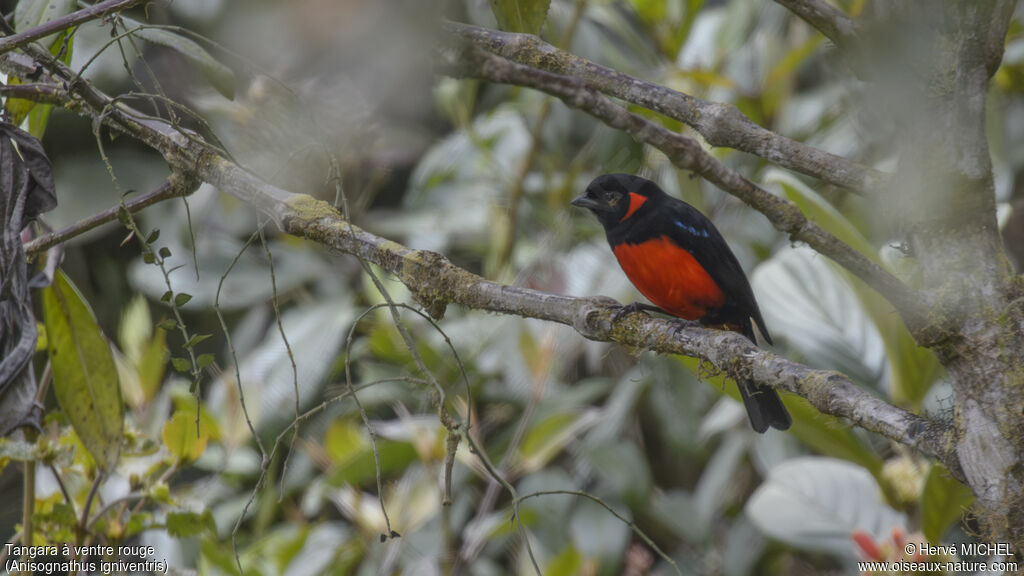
left=0, top=0, right=145, bottom=55
left=24, top=175, right=198, bottom=256
left=773, top=0, right=859, bottom=51
left=444, top=22, right=885, bottom=193
left=438, top=45, right=931, bottom=337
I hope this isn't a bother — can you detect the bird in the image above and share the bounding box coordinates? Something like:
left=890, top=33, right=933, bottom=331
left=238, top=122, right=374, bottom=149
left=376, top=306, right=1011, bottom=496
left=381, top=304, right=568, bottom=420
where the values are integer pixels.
left=571, top=173, right=791, bottom=432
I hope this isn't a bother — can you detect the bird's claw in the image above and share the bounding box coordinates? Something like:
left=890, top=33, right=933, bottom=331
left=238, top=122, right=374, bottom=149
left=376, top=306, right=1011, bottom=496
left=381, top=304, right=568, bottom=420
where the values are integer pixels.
left=612, top=301, right=660, bottom=324
left=668, top=318, right=700, bottom=337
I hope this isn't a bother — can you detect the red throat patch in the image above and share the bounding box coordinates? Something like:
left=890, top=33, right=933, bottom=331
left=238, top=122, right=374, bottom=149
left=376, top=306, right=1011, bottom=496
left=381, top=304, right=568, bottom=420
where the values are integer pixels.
left=620, top=192, right=647, bottom=222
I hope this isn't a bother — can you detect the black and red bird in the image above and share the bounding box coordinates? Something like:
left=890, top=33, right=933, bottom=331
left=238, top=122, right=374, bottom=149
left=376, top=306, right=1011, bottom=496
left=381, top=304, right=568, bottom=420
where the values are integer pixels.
left=572, top=173, right=791, bottom=433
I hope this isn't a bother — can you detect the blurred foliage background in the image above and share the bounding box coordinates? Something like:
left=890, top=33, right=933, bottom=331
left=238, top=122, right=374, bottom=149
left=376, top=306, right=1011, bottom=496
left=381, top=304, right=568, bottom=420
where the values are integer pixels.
left=5, top=0, right=1024, bottom=574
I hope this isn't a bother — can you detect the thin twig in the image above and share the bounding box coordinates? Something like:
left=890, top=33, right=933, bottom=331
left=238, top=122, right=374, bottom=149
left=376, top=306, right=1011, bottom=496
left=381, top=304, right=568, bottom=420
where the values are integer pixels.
left=0, top=0, right=144, bottom=55
left=518, top=490, right=682, bottom=576
left=25, top=178, right=195, bottom=256
left=258, top=225, right=300, bottom=501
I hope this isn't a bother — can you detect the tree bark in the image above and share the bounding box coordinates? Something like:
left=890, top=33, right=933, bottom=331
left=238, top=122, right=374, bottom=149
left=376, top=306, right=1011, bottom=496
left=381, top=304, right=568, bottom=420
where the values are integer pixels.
left=868, top=0, right=1024, bottom=547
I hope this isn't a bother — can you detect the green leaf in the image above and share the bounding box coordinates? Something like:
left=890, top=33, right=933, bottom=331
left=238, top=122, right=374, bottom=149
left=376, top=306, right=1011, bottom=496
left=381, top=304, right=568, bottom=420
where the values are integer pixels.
left=42, top=270, right=124, bottom=471
left=785, top=396, right=884, bottom=477
left=765, top=169, right=941, bottom=407
left=327, top=439, right=417, bottom=487
left=746, top=457, right=905, bottom=556
left=162, top=410, right=208, bottom=463
left=35, top=323, right=47, bottom=351
left=159, top=246, right=172, bottom=258
left=518, top=325, right=546, bottom=379
left=546, top=545, right=581, bottom=576
left=138, top=328, right=168, bottom=401
left=160, top=290, right=173, bottom=303
left=166, top=510, right=215, bottom=538
left=196, top=353, right=215, bottom=369
left=6, top=26, right=73, bottom=135
left=921, top=465, right=974, bottom=543
left=158, top=319, right=178, bottom=331
left=184, top=333, right=211, bottom=349
left=146, top=229, right=161, bottom=244
left=14, top=0, right=75, bottom=38
left=490, top=0, right=550, bottom=34
left=171, top=357, right=191, bottom=372
left=765, top=170, right=880, bottom=266
left=118, top=294, right=152, bottom=361
left=124, top=512, right=153, bottom=539
left=518, top=412, right=591, bottom=472
left=122, top=19, right=235, bottom=99
left=680, top=355, right=883, bottom=476
left=142, top=251, right=155, bottom=264
left=173, top=293, right=192, bottom=307
left=324, top=419, right=368, bottom=464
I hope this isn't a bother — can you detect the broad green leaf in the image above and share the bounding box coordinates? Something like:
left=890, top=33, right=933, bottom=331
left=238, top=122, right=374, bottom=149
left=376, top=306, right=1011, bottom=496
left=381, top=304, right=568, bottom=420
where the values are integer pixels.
left=518, top=325, right=549, bottom=380
left=764, top=169, right=941, bottom=407
left=42, top=270, right=124, bottom=471
left=137, top=328, right=168, bottom=401
left=683, top=351, right=883, bottom=475
left=122, top=18, right=235, bottom=99
left=766, top=170, right=879, bottom=266
left=6, top=30, right=73, bottom=136
left=14, top=0, right=75, bottom=40
left=752, top=247, right=887, bottom=388
left=763, top=35, right=824, bottom=116
left=920, top=465, right=974, bottom=543
left=746, top=457, right=905, bottom=557
left=518, top=412, right=586, bottom=472
left=785, top=396, right=883, bottom=477
left=326, top=439, right=417, bottom=487
left=8, top=2, right=75, bottom=134
left=170, top=393, right=222, bottom=442
left=546, top=545, right=581, bottom=576
left=118, top=295, right=152, bottom=362
left=35, top=323, right=47, bottom=351
left=324, top=419, right=368, bottom=464
left=162, top=410, right=208, bottom=463
left=166, top=510, right=215, bottom=538
left=848, top=276, right=941, bottom=409
left=490, top=0, right=550, bottom=34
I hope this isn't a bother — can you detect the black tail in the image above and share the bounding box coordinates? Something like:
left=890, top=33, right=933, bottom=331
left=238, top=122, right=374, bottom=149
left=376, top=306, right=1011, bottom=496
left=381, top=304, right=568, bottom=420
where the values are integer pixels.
left=737, top=319, right=790, bottom=433
left=738, top=380, right=791, bottom=433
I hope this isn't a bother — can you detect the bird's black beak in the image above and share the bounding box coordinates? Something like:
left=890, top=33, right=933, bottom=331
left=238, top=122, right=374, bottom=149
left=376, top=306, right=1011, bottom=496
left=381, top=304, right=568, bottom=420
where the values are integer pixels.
left=571, top=194, right=602, bottom=210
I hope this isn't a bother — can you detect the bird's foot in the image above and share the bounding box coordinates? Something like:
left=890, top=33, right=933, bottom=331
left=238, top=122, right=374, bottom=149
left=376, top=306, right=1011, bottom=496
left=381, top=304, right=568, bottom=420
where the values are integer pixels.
left=612, top=301, right=663, bottom=324
left=668, top=318, right=701, bottom=337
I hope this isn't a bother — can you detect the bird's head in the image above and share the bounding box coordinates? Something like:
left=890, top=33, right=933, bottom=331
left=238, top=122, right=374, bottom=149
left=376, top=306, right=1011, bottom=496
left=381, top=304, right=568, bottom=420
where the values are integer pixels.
left=571, top=173, right=664, bottom=227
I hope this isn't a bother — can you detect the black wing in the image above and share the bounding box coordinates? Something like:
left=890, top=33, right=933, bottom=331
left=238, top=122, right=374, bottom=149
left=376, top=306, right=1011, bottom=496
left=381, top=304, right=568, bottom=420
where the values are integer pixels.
left=658, top=199, right=773, bottom=345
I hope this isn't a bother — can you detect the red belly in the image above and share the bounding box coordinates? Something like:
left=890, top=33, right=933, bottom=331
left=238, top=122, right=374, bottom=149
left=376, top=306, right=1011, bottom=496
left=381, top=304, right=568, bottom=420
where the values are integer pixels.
left=613, top=237, right=726, bottom=320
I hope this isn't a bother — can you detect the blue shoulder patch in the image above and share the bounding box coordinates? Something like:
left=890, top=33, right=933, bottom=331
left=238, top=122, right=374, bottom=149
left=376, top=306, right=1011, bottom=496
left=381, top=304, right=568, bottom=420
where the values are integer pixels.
left=674, top=220, right=710, bottom=238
